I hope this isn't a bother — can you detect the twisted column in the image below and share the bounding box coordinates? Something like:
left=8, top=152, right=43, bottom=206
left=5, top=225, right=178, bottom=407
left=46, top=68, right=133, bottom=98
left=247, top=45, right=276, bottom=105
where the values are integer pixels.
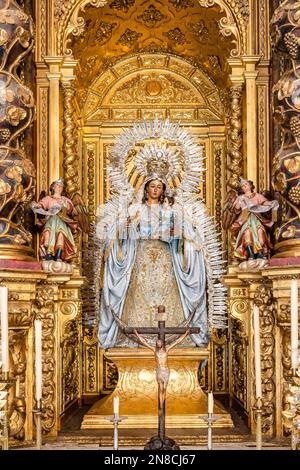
left=61, top=80, right=79, bottom=196
left=227, top=83, right=244, bottom=190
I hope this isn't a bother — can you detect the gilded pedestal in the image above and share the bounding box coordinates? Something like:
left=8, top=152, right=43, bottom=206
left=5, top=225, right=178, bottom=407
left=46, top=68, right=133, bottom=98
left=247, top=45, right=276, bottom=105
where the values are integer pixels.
left=81, top=348, right=233, bottom=429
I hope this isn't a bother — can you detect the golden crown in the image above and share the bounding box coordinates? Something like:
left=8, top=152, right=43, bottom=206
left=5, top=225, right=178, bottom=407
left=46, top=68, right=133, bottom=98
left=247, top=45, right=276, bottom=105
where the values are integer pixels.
left=135, top=142, right=181, bottom=184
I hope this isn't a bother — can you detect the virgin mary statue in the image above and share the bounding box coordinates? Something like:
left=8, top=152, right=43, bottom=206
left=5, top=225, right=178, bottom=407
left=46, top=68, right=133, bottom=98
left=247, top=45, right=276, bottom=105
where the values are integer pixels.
left=96, top=119, right=227, bottom=349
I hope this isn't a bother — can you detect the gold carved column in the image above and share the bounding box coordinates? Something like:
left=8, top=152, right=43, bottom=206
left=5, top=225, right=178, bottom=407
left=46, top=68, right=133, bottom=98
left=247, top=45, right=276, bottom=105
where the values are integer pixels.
left=256, top=60, right=271, bottom=192
left=44, top=57, right=63, bottom=184
left=226, top=60, right=244, bottom=264
left=36, top=62, right=49, bottom=196
left=61, top=59, right=80, bottom=196
left=243, top=56, right=260, bottom=188
left=227, top=59, right=245, bottom=191
left=262, top=267, right=300, bottom=437
left=61, top=59, right=83, bottom=273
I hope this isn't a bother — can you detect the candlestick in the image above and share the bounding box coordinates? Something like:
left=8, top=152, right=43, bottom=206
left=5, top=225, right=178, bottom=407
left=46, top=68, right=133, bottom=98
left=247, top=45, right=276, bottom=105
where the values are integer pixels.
left=0, top=286, right=9, bottom=373
left=104, top=413, right=128, bottom=450
left=34, top=320, right=42, bottom=402
left=291, top=280, right=299, bottom=371
left=208, top=391, right=214, bottom=414
left=113, top=395, right=119, bottom=416
left=253, top=304, right=262, bottom=399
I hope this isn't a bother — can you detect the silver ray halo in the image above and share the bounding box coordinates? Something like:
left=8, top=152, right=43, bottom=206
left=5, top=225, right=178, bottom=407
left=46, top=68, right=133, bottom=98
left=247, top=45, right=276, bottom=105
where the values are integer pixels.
left=108, top=117, right=206, bottom=195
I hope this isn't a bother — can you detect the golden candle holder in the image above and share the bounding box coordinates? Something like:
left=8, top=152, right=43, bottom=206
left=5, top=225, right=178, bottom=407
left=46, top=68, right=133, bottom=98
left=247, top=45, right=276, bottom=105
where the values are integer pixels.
left=32, top=399, right=43, bottom=450
left=252, top=397, right=263, bottom=450
left=199, top=413, right=221, bottom=450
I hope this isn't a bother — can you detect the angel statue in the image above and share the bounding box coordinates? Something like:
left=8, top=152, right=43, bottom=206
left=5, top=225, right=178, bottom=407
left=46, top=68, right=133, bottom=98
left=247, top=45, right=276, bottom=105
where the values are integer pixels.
left=222, top=178, right=279, bottom=261
left=96, top=118, right=227, bottom=349
left=31, top=178, right=89, bottom=262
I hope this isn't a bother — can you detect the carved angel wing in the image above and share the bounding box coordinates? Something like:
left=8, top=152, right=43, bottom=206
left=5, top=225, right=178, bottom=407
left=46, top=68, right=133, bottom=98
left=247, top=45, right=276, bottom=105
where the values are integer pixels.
left=222, top=189, right=239, bottom=230
left=71, top=192, right=90, bottom=233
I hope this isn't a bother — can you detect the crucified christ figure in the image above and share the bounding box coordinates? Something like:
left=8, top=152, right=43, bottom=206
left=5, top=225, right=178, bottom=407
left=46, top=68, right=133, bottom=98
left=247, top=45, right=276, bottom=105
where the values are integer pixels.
left=133, top=329, right=189, bottom=411
left=109, top=303, right=200, bottom=448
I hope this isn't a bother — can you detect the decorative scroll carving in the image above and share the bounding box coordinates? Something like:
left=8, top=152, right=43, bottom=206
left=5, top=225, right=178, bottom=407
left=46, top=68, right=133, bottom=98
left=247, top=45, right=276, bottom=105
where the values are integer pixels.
left=86, top=144, right=96, bottom=223
left=61, top=320, right=80, bottom=407
left=83, top=327, right=98, bottom=392
left=226, top=83, right=243, bottom=190
left=110, top=73, right=200, bottom=105
left=0, top=0, right=36, bottom=258
left=34, top=285, right=56, bottom=434
left=271, top=1, right=300, bottom=254
left=40, top=0, right=47, bottom=57
left=258, top=0, right=266, bottom=58
left=8, top=307, right=32, bottom=327
left=231, top=318, right=247, bottom=407
left=254, top=284, right=276, bottom=436
left=230, top=297, right=248, bottom=320
left=57, top=0, right=108, bottom=56
left=103, top=355, right=118, bottom=391
left=213, top=142, right=223, bottom=236
left=212, top=329, right=228, bottom=392
left=278, top=303, right=290, bottom=325
left=198, top=0, right=244, bottom=56
left=281, top=327, right=293, bottom=434
left=61, top=81, right=79, bottom=196
left=8, top=331, right=27, bottom=440
left=258, top=86, right=267, bottom=193
left=40, top=88, right=48, bottom=192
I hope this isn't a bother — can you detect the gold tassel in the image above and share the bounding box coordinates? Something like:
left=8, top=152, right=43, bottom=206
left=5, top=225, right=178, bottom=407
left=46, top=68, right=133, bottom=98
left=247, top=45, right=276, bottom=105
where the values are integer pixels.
left=272, top=208, right=277, bottom=222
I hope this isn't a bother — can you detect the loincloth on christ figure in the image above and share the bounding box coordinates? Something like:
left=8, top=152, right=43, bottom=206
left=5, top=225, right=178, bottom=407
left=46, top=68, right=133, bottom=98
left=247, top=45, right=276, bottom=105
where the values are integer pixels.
left=156, top=366, right=170, bottom=385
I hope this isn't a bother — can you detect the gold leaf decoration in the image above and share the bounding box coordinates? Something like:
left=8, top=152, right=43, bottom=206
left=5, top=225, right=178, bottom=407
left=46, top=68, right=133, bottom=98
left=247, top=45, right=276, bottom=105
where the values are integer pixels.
left=5, top=165, right=23, bottom=183
left=6, top=105, right=27, bottom=126
left=0, top=179, right=11, bottom=195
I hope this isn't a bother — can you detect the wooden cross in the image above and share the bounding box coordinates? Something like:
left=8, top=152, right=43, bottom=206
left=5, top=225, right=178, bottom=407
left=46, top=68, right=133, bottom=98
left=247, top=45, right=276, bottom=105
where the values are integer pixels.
left=124, top=305, right=200, bottom=444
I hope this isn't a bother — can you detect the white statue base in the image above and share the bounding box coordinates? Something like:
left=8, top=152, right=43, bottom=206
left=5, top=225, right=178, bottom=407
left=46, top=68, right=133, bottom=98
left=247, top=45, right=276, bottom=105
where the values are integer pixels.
left=42, top=260, right=73, bottom=274
left=239, top=258, right=269, bottom=271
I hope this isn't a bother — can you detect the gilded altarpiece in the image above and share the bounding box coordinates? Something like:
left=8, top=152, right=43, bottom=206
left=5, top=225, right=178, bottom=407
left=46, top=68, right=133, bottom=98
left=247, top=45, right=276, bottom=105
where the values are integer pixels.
left=13, top=0, right=278, bottom=436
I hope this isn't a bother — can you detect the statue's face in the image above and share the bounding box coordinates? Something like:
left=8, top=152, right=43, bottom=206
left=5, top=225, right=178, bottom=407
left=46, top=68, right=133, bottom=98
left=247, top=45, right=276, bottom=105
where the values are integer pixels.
left=241, top=181, right=251, bottom=193
left=147, top=180, right=164, bottom=200
left=53, top=182, right=63, bottom=195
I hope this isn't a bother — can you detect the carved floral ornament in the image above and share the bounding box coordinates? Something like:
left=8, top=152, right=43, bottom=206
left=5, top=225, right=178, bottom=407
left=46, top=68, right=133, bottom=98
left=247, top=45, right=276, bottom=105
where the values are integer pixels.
left=54, top=0, right=247, bottom=57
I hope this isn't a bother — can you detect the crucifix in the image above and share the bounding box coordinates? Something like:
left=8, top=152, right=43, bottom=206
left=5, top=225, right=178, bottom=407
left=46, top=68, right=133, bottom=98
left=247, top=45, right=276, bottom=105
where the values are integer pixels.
left=124, top=305, right=200, bottom=450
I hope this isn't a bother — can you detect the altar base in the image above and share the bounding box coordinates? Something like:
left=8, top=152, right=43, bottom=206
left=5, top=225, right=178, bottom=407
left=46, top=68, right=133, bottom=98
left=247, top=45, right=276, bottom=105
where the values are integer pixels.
left=81, top=348, right=233, bottom=429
